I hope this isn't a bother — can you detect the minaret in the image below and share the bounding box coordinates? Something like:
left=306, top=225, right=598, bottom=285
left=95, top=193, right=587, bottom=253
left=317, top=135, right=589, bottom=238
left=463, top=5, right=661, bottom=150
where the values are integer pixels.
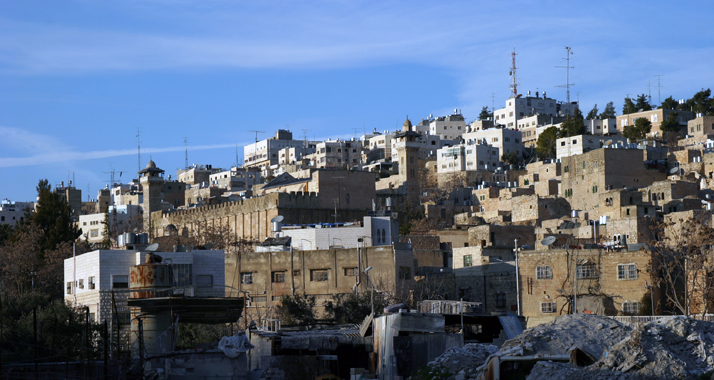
left=139, top=159, right=165, bottom=238
left=395, top=117, right=421, bottom=205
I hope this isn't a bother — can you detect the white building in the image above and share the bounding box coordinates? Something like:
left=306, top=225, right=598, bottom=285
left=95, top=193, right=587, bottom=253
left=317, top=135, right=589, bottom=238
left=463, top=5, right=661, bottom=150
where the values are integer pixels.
left=428, top=111, right=467, bottom=140
left=436, top=143, right=500, bottom=174
left=462, top=127, right=524, bottom=160
left=209, top=167, right=261, bottom=191
left=556, top=134, right=628, bottom=159
left=584, top=118, right=618, bottom=135
left=63, top=249, right=225, bottom=324
left=78, top=205, right=142, bottom=244
left=281, top=216, right=398, bottom=250
left=244, top=129, right=318, bottom=175
left=0, top=199, right=32, bottom=226
left=493, top=91, right=575, bottom=130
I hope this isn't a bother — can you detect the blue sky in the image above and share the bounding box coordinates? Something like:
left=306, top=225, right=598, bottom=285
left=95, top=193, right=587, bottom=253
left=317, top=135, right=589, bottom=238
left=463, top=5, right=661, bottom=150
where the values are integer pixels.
left=2, top=1, right=713, bottom=202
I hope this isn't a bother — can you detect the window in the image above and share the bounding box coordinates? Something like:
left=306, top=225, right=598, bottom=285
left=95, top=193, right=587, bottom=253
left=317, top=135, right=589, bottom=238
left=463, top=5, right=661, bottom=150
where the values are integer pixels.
left=623, top=301, right=642, bottom=315
left=561, top=141, right=566, bottom=146
left=592, top=186, right=598, bottom=193
left=88, top=276, right=95, bottom=289
left=583, top=161, right=586, bottom=169
left=536, top=265, right=553, bottom=280
left=399, top=266, right=412, bottom=280
left=90, top=229, right=99, bottom=238
left=617, top=264, right=637, bottom=280
left=66, top=282, right=73, bottom=294
left=343, top=267, right=358, bottom=277
left=112, top=275, right=129, bottom=289
left=541, top=302, right=557, bottom=313
left=197, top=275, right=213, bottom=287
left=78, top=278, right=84, bottom=289
left=564, top=166, right=569, bottom=173
left=463, top=255, right=473, bottom=267
left=577, top=263, right=598, bottom=279
left=272, top=271, right=286, bottom=283
left=241, top=272, right=253, bottom=284
left=310, top=269, right=328, bottom=282
left=173, top=264, right=193, bottom=286
left=496, top=293, right=507, bottom=309
left=293, top=269, right=301, bottom=277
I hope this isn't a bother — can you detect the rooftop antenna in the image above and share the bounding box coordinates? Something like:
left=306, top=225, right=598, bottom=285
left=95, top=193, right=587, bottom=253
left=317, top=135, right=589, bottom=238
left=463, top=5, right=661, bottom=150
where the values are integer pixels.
left=655, top=75, right=663, bottom=105
left=136, top=127, right=142, bottom=173
left=249, top=130, right=265, bottom=143
left=647, top=80, right=652, bottom=104
left=103, top=163, right=119, bottom=247
left=556, top=47, right=575, bottom=117
left=183, top=137, right=189, bottom=169
left=235, top=144, right=239, bottom=168
left=302, top=129, right=310, bottom=148
left=509, top=49, right=518, bottom=98
left=491, top=92, right=496, bottom=120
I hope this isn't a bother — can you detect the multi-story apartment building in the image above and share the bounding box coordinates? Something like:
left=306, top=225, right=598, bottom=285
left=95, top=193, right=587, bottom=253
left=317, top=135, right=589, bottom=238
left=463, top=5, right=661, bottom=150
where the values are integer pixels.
left=436, top=143, right=500, bottom=173
left=208, top=167, right=261, bottom=192
left=584, top=118, right=618, bottom=135
left=78, top=204, right=142, bottom=244
left=493, top=91, right=574, bottom=130
left=311, top=140, right=363, bottom=169
left=462, top=127, right=524, bottom=160
left=177, top=164, right=222, bottom=186
left=0, top=199, right=32, bottom=226
left=428, top=111, right=467, bottom=140
left=616, top=109, right=694, bottom=135
left=556, top=135, right=628, bottom=159
left=244, top=129, right=318, bottom=174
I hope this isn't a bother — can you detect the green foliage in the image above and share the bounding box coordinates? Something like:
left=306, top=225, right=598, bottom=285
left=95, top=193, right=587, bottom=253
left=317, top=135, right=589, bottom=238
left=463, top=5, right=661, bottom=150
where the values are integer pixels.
left=536, top=126, right=558, bottom=159
left=622, top=97, right=637, bottom=114
left=27, top=179, right=81, bottom=252
left=635, top=94, right=652, bottom=111
left=324, top=292, right=384, bottom=324
left=478, top=106, right=492, bottom=121
left=275, top=294, right=316, bottom=325
left=586, top=104, right=598, bottom=120
left=501, top=151, right=521, bottom=166
left=177, top=323, right=230, bottom=349
left=623, top=117, right=652, bottom=142
left=660, top=96, right=678, bottom=110
left=557, top=108, right=585, bottom=138
left=599, top=101, right=616, bottom=119
left=659, top=111, right=681, bottom=133
left=687, top=88, right=714, bottom=115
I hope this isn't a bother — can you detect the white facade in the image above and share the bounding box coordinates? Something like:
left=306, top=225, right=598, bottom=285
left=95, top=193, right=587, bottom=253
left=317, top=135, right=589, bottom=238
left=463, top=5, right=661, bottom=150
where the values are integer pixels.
left=493, top=92, right=575, bottom=130
left=63, top=249, right=226, bottom=323
left=281, top=216, right=398, bottom=250
left=462, top=127, right=524, bottom=160
left=428, top=112, right=467, bottom=140
left=556, top=135, right=628, bottom=159
left=244, top=130, right=318, bottom=174
left=584, top=119, right=618, bottom=135
left=436, top=143, right=500, bottom=174
left=209, top=167, right=261, bottom=191
left=0, top=199, right=32, bottom=226
left=78, top=205, right=142, bottom=244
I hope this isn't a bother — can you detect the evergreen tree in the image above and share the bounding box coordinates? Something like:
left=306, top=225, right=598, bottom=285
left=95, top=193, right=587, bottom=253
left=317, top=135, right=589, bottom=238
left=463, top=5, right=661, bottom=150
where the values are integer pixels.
left=478, top=106, right=492, bottom=120
left=622, top=97, right=637, bottom=114
left=635, top=94, right=653, bottom=111
left=687, top=88, right=713, bottom=115
left=623, top=118, right=652, bottom=142
left=586, top=104, right=598, bottom=120
left=27, top=179, right=81, bottom=251
left=660, top=96, right=678, bottom=110
left=536, top=126, right=558, bottom=159
left=557, top=108, right=585, bottom=138
left=599, top=101, right=616, bottom=119
left=659, top=111, right=681, bottom=133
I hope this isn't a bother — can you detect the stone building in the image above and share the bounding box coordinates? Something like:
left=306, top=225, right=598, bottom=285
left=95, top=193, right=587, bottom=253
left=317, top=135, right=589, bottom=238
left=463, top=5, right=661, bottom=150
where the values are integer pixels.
left=560, top=147, right=667, bottom=212
left=556, top=134, right=627, bottom=159
left=615, top=108, right=693, bottom=135
left=55, top=181, right=82, bottom=222
left=177, top=164, right=222, bottom=186
left=518, top=248, right=655, bottom=326
left=468, top=224, right=535, bottom=248
left=688, top=115, right=714, bottom=136
left=225, top=243, right=415, bottom=314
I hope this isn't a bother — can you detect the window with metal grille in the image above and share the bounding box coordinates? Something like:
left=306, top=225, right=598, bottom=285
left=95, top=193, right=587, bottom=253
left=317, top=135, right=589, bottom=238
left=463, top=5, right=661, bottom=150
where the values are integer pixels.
left=272, top=271, right=286, bottom=283
left=617, top=264, right=637, bottom=280
left=240, top=272, right=253, bottom=284
left=536, top=265, right=553, bottom=280
left=496, top=293, right=507, bottom=309
left=622, top=301, right=642, bottom=315
left=463, top=255, right=473, bottom=267
left=577, top=263, right=598, bottom=279
left=541, top=302, right=556, bottom=313
left=310, top=269, right=328, bottom=282
left=88, top=276, right=95, bottom=289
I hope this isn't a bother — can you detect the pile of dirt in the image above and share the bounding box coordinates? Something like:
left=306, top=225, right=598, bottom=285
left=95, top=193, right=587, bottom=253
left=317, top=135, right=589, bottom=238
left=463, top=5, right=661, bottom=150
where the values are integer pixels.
left=425, top=343, right=498, bottom=378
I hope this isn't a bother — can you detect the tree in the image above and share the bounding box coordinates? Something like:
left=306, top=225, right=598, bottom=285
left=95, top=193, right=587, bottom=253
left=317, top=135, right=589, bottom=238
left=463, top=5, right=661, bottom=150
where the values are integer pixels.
left=650, top=214, right=714, bottom=316
left=27, top=179, right=81, bottom=252
left=557, top=108, right=585, bottom=138
left=660, top=96, right=678, bottom=110
left=274, top=294, right=316, bottom=325
left=478, top=106, right=492, bottom=121
left=599, top=101, right=616, bottom=119
left=324, top=292, right=386, bottom=324
left=635, top=94, right=652, bottom=111
left=501, top=151, right=521, bottom=166
left=659, top=111, right=681, bottom=133
left=586, top=104, right=598, bottom=120
left=536, top=126, right=558, bottom=159
left=622, top=117, right=652, bottom=142
left=622, top=97, right=637, bottom=115
left=687, top=88, right=714, bottom=115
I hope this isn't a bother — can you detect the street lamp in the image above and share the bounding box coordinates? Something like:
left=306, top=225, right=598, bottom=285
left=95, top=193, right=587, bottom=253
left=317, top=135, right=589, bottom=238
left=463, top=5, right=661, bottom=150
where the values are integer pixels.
left=364, top=266, right=374, bottom=316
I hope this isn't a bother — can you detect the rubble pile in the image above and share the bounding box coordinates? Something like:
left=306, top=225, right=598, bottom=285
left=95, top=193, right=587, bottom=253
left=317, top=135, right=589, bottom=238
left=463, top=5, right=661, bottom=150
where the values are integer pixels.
left=426, top=343, right=498, bottom=376
left=422, top=314, right=714, bottom=380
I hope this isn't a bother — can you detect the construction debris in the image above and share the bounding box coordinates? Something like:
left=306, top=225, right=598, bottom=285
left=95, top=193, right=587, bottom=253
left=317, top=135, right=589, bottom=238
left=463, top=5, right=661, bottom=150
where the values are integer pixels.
left=419, top=314, right=714, bottom=380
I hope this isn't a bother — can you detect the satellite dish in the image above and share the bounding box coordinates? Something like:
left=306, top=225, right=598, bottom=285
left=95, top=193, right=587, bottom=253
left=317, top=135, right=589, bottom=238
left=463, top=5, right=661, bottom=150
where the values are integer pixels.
left=669, top=167, right=679, bottom=175
left=541, top=236, right=557, bottom=246
left=271, top=215, right=284, bottom=223
left=145, top=243, right=159, bottom=252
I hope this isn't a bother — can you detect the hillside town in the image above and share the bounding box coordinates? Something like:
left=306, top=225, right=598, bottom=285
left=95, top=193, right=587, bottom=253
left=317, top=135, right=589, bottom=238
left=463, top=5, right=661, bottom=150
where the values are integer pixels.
left=3, top=87, right=714, bottom=380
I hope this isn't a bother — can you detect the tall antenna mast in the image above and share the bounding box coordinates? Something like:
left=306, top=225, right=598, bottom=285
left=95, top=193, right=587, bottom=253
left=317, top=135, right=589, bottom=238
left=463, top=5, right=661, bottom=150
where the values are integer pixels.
left=235, top=144, right=239, bottom=168
left=302, top=129, right=310, bottom=148
left=491, top=92, right=496, bottom=120
left=136, top=128, right=142, bottom=173
left=249, top=130, right=265, bottom=143
left=647, top=80, right=652, bottom=104
left=509, top=49, right=518, bottom=98
left=655, top=75, right=663, bottom=105
left=556, top=47, right=575, bottom=116
left=183, top=137, right=189, bottom=169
